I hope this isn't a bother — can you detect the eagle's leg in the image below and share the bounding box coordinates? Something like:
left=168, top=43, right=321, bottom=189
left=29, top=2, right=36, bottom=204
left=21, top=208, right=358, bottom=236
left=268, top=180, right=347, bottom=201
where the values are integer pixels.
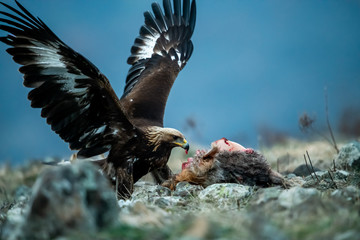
left=115, top=161, right=134, bottom=199
left=151, top=164, right=174, bottom=184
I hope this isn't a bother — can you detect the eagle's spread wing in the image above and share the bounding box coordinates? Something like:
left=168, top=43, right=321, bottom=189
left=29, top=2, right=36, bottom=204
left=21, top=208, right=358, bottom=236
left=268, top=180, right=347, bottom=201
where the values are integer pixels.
left=0, top=1, right=134, bottom=158
left=120, top=0, right=196, bottom=127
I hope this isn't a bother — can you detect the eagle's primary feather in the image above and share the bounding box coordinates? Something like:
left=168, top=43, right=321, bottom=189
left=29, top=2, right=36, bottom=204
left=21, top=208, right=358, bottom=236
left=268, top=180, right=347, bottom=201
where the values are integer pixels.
left=122, top=0, right=196, bottom=127
left=0, top=0, right=195, bottom=198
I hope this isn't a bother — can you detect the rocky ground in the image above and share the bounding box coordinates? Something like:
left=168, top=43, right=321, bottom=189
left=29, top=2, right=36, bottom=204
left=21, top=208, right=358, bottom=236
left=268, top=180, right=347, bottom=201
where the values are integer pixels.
left=0, top=139, right=359, bottom=240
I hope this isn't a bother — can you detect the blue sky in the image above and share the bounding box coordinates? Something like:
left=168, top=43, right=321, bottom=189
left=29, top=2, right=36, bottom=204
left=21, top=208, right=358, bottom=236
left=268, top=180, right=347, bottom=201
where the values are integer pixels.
left=0, top=0, right=360, bottom=164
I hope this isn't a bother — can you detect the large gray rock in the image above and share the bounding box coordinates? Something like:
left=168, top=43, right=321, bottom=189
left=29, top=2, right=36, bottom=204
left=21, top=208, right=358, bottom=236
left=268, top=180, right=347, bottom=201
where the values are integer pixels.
left=198, top=183, right=251, bottom=208
left=3, top=162, right=119, bottom=240
left=336, top=141, right=360, bottom=171
left=278, top=187, right=319, bottom=208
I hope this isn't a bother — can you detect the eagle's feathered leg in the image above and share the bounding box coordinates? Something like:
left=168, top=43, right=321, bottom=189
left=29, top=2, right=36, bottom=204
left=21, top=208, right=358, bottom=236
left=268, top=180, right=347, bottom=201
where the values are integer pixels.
left=90, top=159, right=134, bottom=199
left=151, top=164, right=174, bottom=184
left=115, top=161, right=134, bottom=199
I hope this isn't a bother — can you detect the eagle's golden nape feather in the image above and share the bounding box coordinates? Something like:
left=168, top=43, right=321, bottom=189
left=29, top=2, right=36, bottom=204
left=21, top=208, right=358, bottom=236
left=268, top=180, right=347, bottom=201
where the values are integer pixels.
left=0, top=0, right=196, bottom=199
left=145, top=126, right=189, bottom=152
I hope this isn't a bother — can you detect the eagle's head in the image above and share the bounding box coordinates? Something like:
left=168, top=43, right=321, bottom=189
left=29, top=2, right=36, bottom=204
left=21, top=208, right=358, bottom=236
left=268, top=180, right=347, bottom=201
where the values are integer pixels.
left=146, top=127, right=189, bottom=153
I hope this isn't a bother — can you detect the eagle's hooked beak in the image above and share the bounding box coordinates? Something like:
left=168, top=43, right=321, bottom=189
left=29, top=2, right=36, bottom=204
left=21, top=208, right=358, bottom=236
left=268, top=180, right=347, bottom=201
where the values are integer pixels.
left=182, top=141, right=190, bottom=154
left=175, top=139, right=190, bottom=154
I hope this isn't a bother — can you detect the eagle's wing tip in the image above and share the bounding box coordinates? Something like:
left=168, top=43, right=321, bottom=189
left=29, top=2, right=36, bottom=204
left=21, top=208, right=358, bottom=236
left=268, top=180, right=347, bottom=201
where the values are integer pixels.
left=124, top=0, right=196, bottom=97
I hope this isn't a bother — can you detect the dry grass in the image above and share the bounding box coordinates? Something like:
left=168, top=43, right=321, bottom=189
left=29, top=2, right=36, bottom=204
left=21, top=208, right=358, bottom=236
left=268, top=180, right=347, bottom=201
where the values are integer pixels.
left=260, top=138, right=343, bottom=173
left=0, top=161, right=47, bottom=203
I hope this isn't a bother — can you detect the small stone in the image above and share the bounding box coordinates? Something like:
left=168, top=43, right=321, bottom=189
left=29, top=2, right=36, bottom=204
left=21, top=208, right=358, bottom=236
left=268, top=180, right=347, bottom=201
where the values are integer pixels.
left=252, top=187, right=283, bottom=205
left=154, top=197, right=171, bottom=208
left=293, top=164, right=321, bottom=177
left=132, top=184, right=171, bottom=200
left=14, top=185, right=31, bottom=201
left=286, top=173, right=297, bottom=179
left=173, top=182, right=203, bottom=198
left=5, top=204, right=26, bottom=226
left=334, top=170, right=350, bottom=180
left=153, top=197, right=180, bottom=208
left=304, top=171, right=328, bottom=182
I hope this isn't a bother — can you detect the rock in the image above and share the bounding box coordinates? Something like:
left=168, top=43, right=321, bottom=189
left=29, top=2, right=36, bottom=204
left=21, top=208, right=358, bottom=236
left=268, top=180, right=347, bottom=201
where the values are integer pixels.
left=130, top=183, right=185, bottom=210
left=119, top=201, right=170, bottom=227
left=331, top=186, right=360, bottom=203
left=198, top=183, right=251, bottom=206
left=3, top=200, right=28, bottom=228
left=131, top=184, right=172, bottom=201
left=286, top=175, right=306, bottom=187
left=252, top=187, right=283, bottom=205
left=173, top=182, right=203, bottom=198
left=304, top=171, right=329, bottom=182
left=14, top=185, right=31, bottom=201
left=2, top=162, right=119, bottom=240
left=348, top=172, right=360, bottom=186
left=335, top=141, right=360, bottom=171
left=153, top=196, right=181, bottom=208
left=278, top=187, right=319, bottom=208
left=303, top=169, right=352, bottom=190
left=334, top=230, right=359, bottom=240
left=334, top=170, right=350, bottom=180
left=286, top=173, right=297, bottom=179
left=293, top=164, right=321, bottom=177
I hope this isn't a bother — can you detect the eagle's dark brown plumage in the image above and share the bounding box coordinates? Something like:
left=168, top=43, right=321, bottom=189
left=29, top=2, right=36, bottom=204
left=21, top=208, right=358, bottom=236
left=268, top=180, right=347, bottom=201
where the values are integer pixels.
left=0, top=0, right=196, bottom=198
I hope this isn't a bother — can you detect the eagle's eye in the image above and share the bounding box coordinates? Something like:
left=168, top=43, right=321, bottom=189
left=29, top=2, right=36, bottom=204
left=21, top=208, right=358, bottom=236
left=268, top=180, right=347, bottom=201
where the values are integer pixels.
left=173, top=136, right=179, bottom=141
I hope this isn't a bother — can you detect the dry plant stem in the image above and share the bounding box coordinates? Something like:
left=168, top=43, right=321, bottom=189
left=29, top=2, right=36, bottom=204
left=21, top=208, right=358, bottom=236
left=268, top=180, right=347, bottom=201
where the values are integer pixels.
left=306, top=150, right=320, bottom=182
left=327, top=169, right=338, bottom=189
left=310, top=126, right=333, bottom=145
left=324, top=87, right=339, bottom=153
left=304, top=154, right=315, bottom=181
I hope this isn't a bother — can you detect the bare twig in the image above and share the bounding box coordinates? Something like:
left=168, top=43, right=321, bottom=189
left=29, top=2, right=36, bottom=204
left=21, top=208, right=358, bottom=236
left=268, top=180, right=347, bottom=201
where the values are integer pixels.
left=310, top=125, right=333, bottom=144
left=299, top=88, right=340, bottom=153
left=327, top=169, right=338, bottom=189
left=324, top=87, right=339, bottom=153
left=303, top=154, right=315, bottom=181
left=306, top=150, right=320, bottom=182
left=333, top=159, right=337, bottom=172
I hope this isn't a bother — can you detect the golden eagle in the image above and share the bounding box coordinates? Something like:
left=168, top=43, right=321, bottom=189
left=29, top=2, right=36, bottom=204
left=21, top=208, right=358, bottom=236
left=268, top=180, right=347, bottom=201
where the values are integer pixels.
left=0, top=0, right=196, bottom=198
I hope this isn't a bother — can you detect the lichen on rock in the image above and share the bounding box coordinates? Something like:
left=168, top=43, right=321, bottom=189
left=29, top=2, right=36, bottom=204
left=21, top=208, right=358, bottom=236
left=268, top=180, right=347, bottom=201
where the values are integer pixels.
left=2, top=162, right=119, bottom=240
left=336, top=141, right=360, bottom=171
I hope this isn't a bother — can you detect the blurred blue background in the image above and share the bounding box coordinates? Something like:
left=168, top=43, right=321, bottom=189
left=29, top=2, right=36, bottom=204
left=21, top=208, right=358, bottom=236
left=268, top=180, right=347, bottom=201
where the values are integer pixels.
left=0, top=0, right=359, bottom=164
